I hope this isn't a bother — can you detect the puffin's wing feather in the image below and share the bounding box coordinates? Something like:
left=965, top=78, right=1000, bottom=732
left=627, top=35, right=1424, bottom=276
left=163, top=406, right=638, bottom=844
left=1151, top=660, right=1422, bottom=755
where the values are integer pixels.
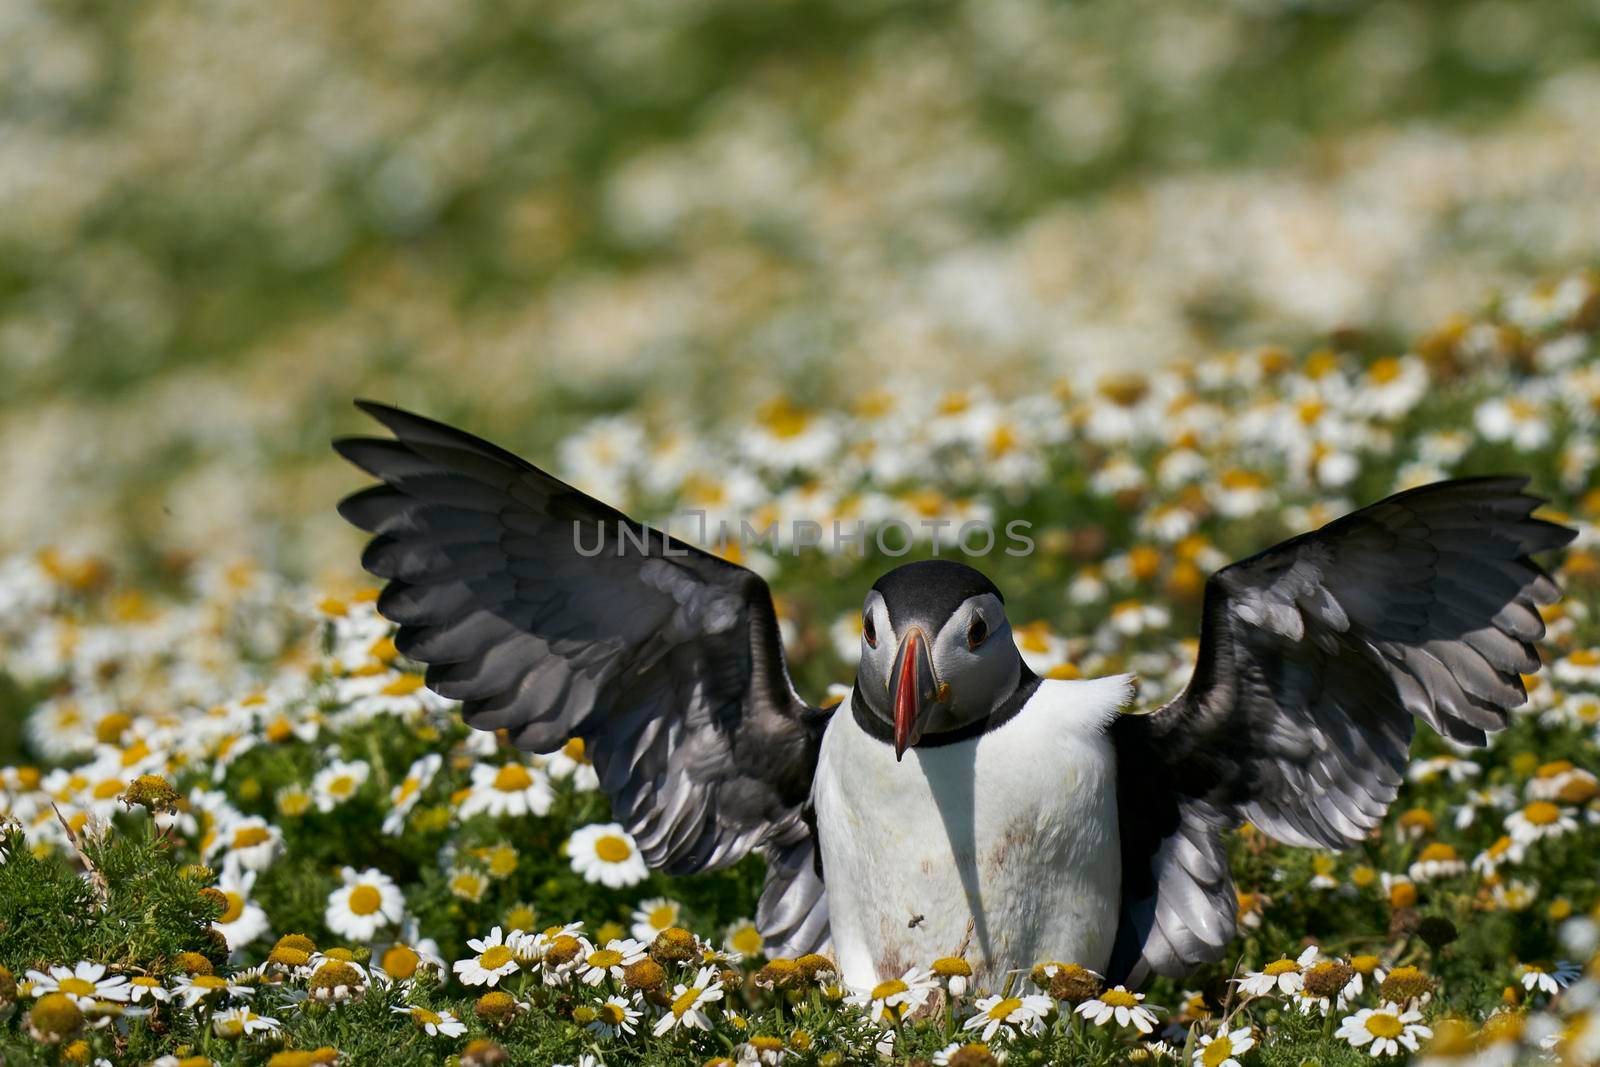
left=1110, top=476, right=1573, bottom=982
left=335, top=402, right=829, bottom=948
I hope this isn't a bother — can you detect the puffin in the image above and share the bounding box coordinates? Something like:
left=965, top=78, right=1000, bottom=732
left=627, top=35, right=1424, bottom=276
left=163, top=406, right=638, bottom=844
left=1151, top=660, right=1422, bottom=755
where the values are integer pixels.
left=334, top=400, right=1574, bottom=990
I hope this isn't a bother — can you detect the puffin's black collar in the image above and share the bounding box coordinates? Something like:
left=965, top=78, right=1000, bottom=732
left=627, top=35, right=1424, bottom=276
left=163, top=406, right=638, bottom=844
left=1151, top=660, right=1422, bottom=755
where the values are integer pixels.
left=850, top=665, right=1041, bottom=750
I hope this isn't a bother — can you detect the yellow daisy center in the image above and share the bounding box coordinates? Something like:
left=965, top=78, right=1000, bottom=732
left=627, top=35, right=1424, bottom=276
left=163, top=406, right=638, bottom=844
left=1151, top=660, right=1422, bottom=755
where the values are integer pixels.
left=870, top=979, right=909, bottom=1001
left=450, top=871, right=486, bottom=899
left=348, top=885, right=382, bottom=916
left=382, top=674, right=425, bottom=696
left=96, top=712, right=132, bottom=743
left=1100, top=989, right=1139, bottom=1007
left=220, top=892, right=246, bottom=924
left=648, top=905, right=676, bottom=928
left=93, top=778, right=125, bottom=800
left=1366, top=1013, right=1404, bottom=1039
left=599, top=1002, right=625, bottom=1025
left=757, top=397, right=812, bottom=438
left=327, top=776, right=355, bottom=797
left=493, top=765, right=532, bottom=792
left=58, top=977, right=97, bottom=997
left=987, top=996, right=1022, bottom=1020
left=671, top=987, right=704, bottom=1017
left=594, top=835, right=633, bottom=863
left=478, top=946, right=513, bottom=970
left=1015, top=622, right=1052, bottom=653
left=1262, top=959, right=1300, bottom=976
left=191, top=975, right=228, bottom=990
left=1369, top=357, right=1403, bottom=384
left=588, top=950, right=623, bottom=970
left=730, top=926, right=764, bottom=956
left=382, top=945, right=420, bottom=979
left=412, top=1008, right=441, bottom=1026
left=1202, top=1036, right=1234, bottom=1067
left=233, top=826, right=271, bottom=849
left=1523, top=801, right=1561, bottom=826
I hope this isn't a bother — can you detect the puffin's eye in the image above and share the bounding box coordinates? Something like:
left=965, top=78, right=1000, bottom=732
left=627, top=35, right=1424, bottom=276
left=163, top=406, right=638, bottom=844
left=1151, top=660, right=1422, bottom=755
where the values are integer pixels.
left=967, top=616, right=988, bottom=650
left=863, top=613, right=877, bottom=648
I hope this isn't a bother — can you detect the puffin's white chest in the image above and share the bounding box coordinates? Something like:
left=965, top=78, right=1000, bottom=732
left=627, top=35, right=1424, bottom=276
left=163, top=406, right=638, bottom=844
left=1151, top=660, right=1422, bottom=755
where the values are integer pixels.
left=813, top=675, right=1130, bottom=992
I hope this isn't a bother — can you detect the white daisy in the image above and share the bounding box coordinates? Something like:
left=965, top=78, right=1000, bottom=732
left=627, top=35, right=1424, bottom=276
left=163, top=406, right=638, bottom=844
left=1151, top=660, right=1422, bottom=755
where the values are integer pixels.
left=1474, top=397, right=1550, bottom=451
left=206, top=816, right=282, bottom=872
left=845, top=968, right=937, bottom=1025
left=213, top=866, right=271, bottom=952
left=1505, top=800, right=1579, bottom=845
left=542, top=737, right=600, bottom=792
left=382, top=753, right=442, bottom=835
left=585, top=995, right=642, bottom=1038
left=1235, top=945, right=1319, bottom=997
left=1407, top=755, right=1481, bottom=784
left=1193, top=1025, right=1255, bottom=1067
left=125, top=976, right=170, bottom=1004
left=311, top=759, right=370, bottom=813
left=652, top=966, right=725, bottom=1035
left=211, top=1007, right=281, bottom=1038
left=1492, top=879, right=1541, bottom=911
left=25, top=961, right=132, bottom=1006
left=963, top=992, right=1053, bottom=1041
left=1335, top=1003, right=1432, bottom=1057
left=392, top=1004, right=468, bottom=1037
left=324, top=867, right=405, bottom=943
left=1525, top=761, right=1600, bottom=802
left=1075, top=986, right=1160, bottom=1034
left=630, top=897, right=682, bottom=942
left=574, top=937, right=648, bottom=986
left=1408, top=843, right=1467, bottom=883
left=453, top=926, right=521, bottom=987
left=567, top=823, right=649, bottom=889
left=446, top=866, right=490, bottom=903
left=457, top=761, right=553, bottom=819
left=931, top=956, right=973, bottom=997
left=1472, top=834, right=1526, bottom=875
left=172, top=974, right=256, bottom=1009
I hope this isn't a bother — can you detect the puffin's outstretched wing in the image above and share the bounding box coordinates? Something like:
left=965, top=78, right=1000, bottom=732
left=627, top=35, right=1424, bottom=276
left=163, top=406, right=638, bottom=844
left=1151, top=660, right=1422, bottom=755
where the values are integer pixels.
left=1109, top=476, right=1574, bottom=985
left=334, top=401, right=830, bottom=956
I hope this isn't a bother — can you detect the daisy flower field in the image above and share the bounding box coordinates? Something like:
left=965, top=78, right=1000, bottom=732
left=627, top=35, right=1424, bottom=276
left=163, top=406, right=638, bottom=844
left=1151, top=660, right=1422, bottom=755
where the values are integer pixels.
left=0, top=275, right=1599, bottom=1065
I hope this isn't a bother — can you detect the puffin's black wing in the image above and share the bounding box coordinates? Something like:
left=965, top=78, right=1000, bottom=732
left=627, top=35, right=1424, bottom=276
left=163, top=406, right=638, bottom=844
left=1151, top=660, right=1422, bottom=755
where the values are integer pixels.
left=334, top=401, right=830, bottom=956
left=1109, top=476, right=1573, bottom=985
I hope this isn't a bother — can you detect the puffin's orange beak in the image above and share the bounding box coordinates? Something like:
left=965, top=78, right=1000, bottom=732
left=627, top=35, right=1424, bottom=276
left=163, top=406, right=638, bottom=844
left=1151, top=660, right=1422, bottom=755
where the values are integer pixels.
left=889, top=627, right=939, bottom=761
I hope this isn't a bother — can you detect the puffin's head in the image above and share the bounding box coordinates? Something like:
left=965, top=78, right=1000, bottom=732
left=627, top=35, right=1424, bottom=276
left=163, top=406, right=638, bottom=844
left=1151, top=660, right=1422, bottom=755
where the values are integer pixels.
left=855, top=559, right=1024, bottom=760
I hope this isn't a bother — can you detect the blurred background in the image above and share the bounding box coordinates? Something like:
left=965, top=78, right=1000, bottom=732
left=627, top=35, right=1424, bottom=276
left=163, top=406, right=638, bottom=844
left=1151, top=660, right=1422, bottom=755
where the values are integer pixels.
left=4, top=0, right=1600, bottom=577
